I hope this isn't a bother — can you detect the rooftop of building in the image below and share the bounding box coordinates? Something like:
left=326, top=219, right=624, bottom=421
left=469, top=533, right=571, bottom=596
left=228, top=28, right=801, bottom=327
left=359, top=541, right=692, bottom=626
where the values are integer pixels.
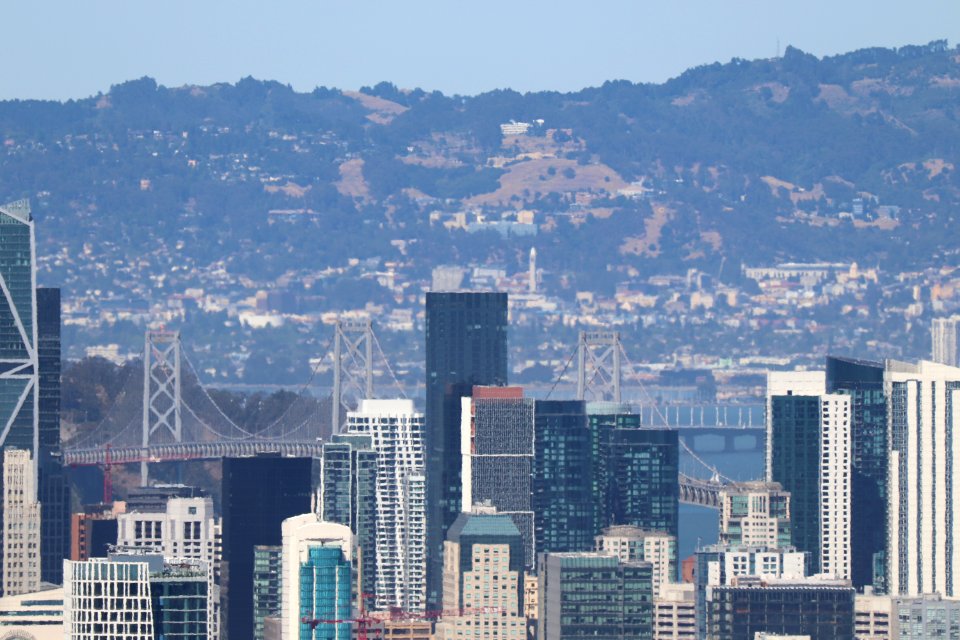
left=447, top=509, right=521, bottom=542
left=598, top=524, right=674, bottom=539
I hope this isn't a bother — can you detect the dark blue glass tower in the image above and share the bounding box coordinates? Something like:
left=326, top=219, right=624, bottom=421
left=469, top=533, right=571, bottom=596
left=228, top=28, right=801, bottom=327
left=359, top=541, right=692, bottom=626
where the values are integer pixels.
left=221, top=455, right=312, bottom=640
left=36, top=286, right=68, bottom=584
left=826, top=355, right=887, bottom=590
left=424, top=291, right=507, bottom=608
left=533, top=400, right=597, bottom=554
left=589, top=408, right=679, bottom=540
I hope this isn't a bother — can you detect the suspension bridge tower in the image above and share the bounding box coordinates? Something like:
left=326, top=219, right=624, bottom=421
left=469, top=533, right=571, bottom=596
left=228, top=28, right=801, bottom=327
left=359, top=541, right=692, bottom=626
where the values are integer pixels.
left=331, top=318, right=375, bottom=432
left=141, top=330, right=182, bottom=485
left=576, top=330, right=622, bottom=403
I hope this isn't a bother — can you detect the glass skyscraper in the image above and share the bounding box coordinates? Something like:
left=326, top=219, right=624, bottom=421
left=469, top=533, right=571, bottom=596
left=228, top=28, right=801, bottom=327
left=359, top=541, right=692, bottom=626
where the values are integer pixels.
left=770, top=393, right=852, bottom=579
left=253, top=545, right=282, bottom=640
left=281, top=516, right=354, bottom=640
left=424, top=291, right=507, bottom=608
left=36, top=286, right=68, bottom=585
left=221, top=455, right=313, bottom=640
left=826, top=355, right=887, bottom=590
left=589, top=406, right=679, bottom=541
left=532, top=400, right=597, bottom=554
left=0, top=199, right=39, bottom=457
left=319, top=433, right=378, bottom=599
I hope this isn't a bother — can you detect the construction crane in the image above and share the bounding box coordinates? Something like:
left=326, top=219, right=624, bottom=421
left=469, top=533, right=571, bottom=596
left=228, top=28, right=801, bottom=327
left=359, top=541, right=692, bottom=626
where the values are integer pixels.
left=302, top=606, right=506, bottom=640
left=84, top=445, right=198, bottom=503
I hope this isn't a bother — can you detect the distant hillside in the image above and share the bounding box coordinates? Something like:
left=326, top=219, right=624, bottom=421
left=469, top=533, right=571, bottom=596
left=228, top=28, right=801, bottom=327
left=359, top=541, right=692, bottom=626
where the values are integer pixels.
left=0, top=41, right=957, bottom=370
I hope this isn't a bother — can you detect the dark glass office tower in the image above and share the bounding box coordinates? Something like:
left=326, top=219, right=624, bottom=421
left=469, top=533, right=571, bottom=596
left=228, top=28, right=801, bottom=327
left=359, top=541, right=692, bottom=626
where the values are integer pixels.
left=36, top=287, right=60, bottom=457
left=36, top=286, right=68, bottom=584
left=533, top=400, right=597, bottom=554
left=424, top=291, right=507, bottom=608
left=590, top=408, right=679, bottom=540
left=221, top=455, right=312, bottom=640
left=318, top=433, right=378, bottom=599
left=770, top=394, right=829, bottom=576
left=826, top=355, right=887, bottom=591
left=704, top=580, right=855, bottom=640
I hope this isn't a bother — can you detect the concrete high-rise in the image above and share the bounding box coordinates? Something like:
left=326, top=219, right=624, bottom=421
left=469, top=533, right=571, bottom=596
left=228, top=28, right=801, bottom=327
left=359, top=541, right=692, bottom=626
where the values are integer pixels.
left=770, top=393, right=851, bottom=579
left=221, top=455, right=312, bottom=640
left=932, top=316, right=960, bottom=366
left=280, top=515, right=353, bottom=640
left=461, top=386, right=535, bottom=567
left=532, top=399, right=596, bottom=555
left=116, top=488, right=220, bottom=579
left=1, top=449, right=41, bottom=596
left=654, top=582, right=696, bottom=640
left=439, top=506, right=526, bottom=640
left=826, top=356, right=888, bottom=591
left=885, top=359, right=960, bottom=597
left=718, top=482, right=791, bottom=549
left=425, top=291, right=507, bottom=608
left=344, top=398, right=426, bottom=612
left=538, top=552, right=654, bottom=640
left=595, top=525, right=676, bottom=600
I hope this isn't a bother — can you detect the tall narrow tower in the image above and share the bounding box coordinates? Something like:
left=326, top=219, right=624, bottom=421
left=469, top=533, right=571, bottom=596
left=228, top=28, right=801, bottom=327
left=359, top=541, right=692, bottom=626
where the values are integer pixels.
left=424, top=291, right=508, bottom=609
left=0, top=200, right=39, bottom=467
left=528, top=247, right=537, bottom=294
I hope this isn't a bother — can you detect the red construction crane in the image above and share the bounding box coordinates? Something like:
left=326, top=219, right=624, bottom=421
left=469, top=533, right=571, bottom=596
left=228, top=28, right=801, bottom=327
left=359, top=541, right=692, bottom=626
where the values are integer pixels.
left=303, top=606, right=506, bottom=640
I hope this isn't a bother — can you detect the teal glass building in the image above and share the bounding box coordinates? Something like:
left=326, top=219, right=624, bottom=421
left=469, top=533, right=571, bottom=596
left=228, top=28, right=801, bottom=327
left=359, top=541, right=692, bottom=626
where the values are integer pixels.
left=298, top=546, right=352, bottom=640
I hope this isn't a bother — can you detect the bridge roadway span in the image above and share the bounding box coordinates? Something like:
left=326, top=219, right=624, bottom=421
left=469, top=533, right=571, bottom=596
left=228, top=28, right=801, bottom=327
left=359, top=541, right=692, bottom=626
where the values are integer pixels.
left=66, top=442, right=728, bottom=510
left=63, top=440, right=325, bottom=466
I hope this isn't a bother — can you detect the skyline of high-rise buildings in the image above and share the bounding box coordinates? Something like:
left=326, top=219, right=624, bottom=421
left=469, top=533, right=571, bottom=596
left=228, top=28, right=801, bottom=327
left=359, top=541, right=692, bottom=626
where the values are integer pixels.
left=11, top=190, right=960, bottom=640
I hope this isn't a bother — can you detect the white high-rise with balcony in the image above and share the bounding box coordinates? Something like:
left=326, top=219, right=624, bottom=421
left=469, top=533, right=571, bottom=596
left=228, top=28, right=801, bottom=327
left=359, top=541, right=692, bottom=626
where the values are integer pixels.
left=345, top=399, right=426, bottom=612
left=886, top=359, right=960, bottom=596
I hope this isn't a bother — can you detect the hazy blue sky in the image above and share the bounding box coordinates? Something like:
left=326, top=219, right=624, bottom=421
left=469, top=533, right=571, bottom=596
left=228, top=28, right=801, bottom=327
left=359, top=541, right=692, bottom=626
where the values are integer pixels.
left=4, top=0, right=959, bottom=100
